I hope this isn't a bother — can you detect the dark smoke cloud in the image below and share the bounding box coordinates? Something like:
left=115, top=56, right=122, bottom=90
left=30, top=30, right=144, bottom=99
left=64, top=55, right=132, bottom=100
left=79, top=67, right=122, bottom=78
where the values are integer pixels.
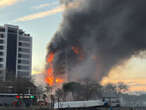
left=47, top=0, right=146, bottom=82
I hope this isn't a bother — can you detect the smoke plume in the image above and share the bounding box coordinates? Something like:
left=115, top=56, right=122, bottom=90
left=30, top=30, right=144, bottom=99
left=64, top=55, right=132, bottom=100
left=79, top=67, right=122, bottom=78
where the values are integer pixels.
left=46, top=0, right=146, bottom=82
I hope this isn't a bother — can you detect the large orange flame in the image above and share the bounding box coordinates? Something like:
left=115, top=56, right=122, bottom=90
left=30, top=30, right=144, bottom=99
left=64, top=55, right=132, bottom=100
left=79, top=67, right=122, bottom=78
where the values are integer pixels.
left=45, top=52, right=65, bottom=86
left=56, top=78, right=64, bottom=83
left=47, top=52, right=54, bottom=63
left=45, top=52, right=55, bottom=86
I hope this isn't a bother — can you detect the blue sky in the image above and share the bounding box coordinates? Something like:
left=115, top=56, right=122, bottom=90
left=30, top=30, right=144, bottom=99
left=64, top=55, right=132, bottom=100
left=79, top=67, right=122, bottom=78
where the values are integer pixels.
left=0, top=0, right=63, bottom=74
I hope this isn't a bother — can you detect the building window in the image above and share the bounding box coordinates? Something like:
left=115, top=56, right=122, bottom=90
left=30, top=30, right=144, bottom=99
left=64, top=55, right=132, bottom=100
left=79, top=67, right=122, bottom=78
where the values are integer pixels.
left=18, top=65, right=30, bottom=70
left=19, top=48, right=30, bottom=53
left=0, top=28, right=5, bottom=32
left=18, top=60, right=30, bottom=64
left=8, top=28, right=17, bottom=33
left=0, top=34, right=4, bottom=38
left=19, top=31, right=24, bottom=35
left=19, top=42, right=30, bottom=47
left=19, top=37, right=31, bottom=42
left=0, top=46, right=4, bottom=49
left=18, top=71, right=29, bottom=75
left=0, top=52, right=3, bottom=56
left=0, top=40, right=4, bottom=43
left=19, top=42, right=22, bottom=46
left=18, top=54, right=30, bottom=59
left=0, top=58, right=3, bottom=62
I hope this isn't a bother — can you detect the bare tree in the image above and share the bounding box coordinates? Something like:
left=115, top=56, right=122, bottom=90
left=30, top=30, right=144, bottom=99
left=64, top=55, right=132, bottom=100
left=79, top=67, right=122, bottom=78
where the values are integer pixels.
left=14, top=78, right=36, bottom=94
left=116, top=82, right=128, bottom=94
left=55, top=88, right=65, bottom=101
left=45, top=85, right=52, bottom=95
left=103, top=82, right=129, bottom=97
left=81, top=79, right=102, bottom=100
left=103, top=83, right=117, bottom=97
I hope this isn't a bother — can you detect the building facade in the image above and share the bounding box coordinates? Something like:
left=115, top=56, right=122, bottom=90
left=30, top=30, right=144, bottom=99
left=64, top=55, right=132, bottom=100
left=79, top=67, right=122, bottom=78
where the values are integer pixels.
left=0, top=24, right=32, bottom=81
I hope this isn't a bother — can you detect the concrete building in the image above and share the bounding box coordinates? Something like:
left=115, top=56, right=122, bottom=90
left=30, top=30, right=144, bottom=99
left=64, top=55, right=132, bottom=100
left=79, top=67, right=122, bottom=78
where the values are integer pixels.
left=0, top=24, right=32, bottom=81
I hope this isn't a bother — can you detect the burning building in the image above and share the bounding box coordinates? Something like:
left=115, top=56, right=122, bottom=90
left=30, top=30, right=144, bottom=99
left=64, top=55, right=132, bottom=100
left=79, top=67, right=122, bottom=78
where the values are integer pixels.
left=45, top=0, right=146, bottom=86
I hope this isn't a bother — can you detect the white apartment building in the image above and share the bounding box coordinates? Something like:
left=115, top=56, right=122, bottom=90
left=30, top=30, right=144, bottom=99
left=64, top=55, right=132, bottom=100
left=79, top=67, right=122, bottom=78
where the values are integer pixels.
left=0, top=24, right=32, bottom=81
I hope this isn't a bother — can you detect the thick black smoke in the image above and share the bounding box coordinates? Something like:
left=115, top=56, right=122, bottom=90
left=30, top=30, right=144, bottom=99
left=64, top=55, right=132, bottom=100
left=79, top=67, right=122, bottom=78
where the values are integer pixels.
left=47, top=0, right=146, bottom=82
